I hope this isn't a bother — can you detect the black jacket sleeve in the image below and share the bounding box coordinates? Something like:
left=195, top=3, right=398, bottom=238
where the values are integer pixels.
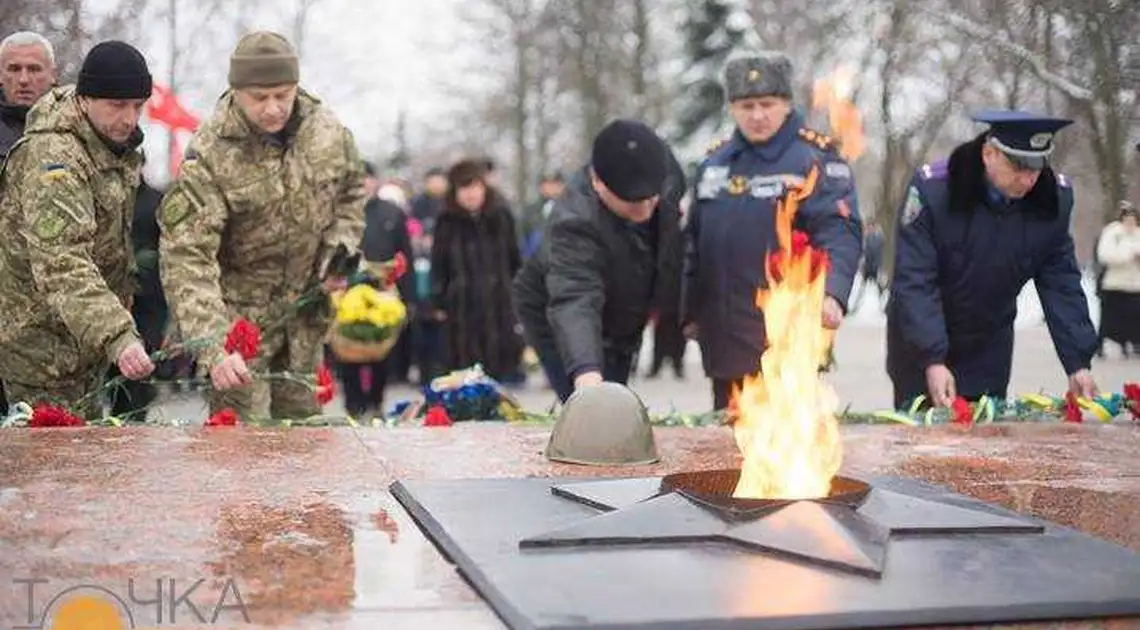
left=680, top=166, right=704, bottom=325
left=891, top=176, right=949, bottom=368
left=429, top=219, right=450, bottom=311
left=1035, top=190, right=1098, bottom=375
left=545, top=214, right=606, bottom=378
left=797, top=156, right=863, bottom=309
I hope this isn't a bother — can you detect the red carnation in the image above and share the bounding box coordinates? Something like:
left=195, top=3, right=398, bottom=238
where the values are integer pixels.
left=392, top=252, right=408, bottom=280
left=29, top=404, right=85, bottom=428
left=206, top=408, right=240, bottom=427
left=224, top=318, right=261, bottom=362
left=791, top=230, right=810, bottom=256
left=1063, top=392, right=1083, bottom=423
left=315, top=362, right=336, bottom=405
left=950, top=396, right=972, bottom=426
left=424, top=405, right=453, bottom=427
left=1123, top=382, right=1139, bottom=421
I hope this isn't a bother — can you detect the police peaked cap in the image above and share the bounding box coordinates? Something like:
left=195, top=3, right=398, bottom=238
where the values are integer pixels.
left=973, top=109, right=1074, bottom=170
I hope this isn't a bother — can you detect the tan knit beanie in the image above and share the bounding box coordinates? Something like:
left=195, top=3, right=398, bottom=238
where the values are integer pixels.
left=228, top=31, right=299, bottom=88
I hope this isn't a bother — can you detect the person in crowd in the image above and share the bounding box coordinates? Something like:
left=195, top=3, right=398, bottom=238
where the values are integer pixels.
left=0, top=41, right=156, bottom=418
left=0, top=30, right=58, bottom=413
left=109, top=179, right=168, bottom=421
left=330, top=161, right=414, bottom=418
left=159, top=30, right=366, bottom=420
left=518, top=171, right=565, bottom=260
left=430, top=158, right=523, bottom=381
left=1094, top=201, right=1140, bottom=359
left=887, top=110, right=1098, bottom=409
left=682, top=51, right=863, bottom=410
left=410, top=166, right=446, bottom=235
left=513, top=119, right=686, bottom=402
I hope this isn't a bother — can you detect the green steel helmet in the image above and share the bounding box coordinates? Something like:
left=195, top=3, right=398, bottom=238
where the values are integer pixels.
left=545, top=382, right=660, bottom=466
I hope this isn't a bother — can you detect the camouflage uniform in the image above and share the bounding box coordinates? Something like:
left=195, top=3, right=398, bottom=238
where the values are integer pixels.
left=0, top=86, right=143, bottom=419
left=158, top=88, right=366, bottom=419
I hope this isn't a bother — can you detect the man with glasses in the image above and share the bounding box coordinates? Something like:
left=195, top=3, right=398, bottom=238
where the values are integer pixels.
left=886, top=110, right=1099, bottom=410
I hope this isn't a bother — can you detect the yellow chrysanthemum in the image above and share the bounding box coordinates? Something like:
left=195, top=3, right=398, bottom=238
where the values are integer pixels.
left=334, top=284, right=406, bottom=330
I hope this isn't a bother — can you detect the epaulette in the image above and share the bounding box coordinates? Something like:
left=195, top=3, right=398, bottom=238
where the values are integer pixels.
left=918, top=160, right=949, bottom=181
left=797, top=127, right=835, bottom=151
left=704, top=136, right=730, bottom=156
left=1056, top=172, right=1071, bottom=188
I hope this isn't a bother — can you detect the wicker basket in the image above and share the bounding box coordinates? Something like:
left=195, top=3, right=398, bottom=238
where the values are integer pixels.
left=327, top=324, right=403, bottom=363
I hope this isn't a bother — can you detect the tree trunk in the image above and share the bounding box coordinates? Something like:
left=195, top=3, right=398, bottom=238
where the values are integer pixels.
left=631, top=0, right=649, bottom=118
left=512, top=3, right=533, bottom=208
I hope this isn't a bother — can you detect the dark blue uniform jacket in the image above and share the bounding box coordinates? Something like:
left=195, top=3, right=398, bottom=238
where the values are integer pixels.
left=886, top=135, right=1098, bottom=408
left=682, top=111, right=863, bottom=379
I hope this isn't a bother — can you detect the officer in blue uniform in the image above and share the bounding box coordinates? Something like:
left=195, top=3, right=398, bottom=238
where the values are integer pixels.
left=886, top=110, right=1099, bottom=410
left=682, top=51, right=863, bottom=410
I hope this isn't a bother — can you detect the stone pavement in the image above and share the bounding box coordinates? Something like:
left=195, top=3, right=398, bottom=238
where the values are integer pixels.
left=148, top=319, right=1139, bottom=424
left=2, top=422, right=1138, bottom=629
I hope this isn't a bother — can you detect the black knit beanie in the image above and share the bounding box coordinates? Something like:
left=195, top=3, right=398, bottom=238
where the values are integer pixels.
left=77, top=41, right=153, bottom=100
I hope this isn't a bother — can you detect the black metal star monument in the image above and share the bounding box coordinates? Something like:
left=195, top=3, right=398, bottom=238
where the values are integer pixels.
left=391, top=470, right=1140, bottom=629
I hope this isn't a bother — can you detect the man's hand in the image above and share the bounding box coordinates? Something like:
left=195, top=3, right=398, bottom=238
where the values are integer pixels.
left=682, top=322, right=699, bottom=340
left=1068, top=369, right=1097, bottom=399
left=117, top=341, right=154, bottom=381
left=573, top=371, right=604, bottom=390
left=924, top=363, right=957, bottom=408
left=210, top=352, right=253, bottom=391
left=822, top=296, right=844, bottom=329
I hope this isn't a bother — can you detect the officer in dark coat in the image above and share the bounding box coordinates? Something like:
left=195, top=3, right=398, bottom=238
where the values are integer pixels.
left=886, top=110, right=1099, bottom=409
left=513, top=119, right=685, bottom=402
left=682, top=51, right=863, bottom=410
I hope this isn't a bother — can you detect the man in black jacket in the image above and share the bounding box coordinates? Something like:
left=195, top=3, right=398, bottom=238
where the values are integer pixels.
left=0, top=31, right=56, bottom=414
left=513, top=119, right=685, bottom=402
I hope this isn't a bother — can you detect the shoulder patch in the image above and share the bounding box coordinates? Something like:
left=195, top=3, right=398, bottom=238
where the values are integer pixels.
left=39, top=162, right=69, bottom=183
left=159, top=188, right=194, bottom=231
left=797, top=127, right=835, bottom=151
left=901, top=185, right=924, bottom=226
left=1057, top=173, right=1071, bottom=188
left=705, top=137, right=730, bottom=156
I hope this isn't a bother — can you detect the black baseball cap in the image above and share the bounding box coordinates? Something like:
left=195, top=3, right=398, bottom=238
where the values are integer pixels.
left=591, top=119, right=668, bottom=202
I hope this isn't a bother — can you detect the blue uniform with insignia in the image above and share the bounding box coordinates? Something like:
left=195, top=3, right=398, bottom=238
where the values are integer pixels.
left=682, top=110, right=863, bottom=392
left=886, top=111, right=1098, bottom=408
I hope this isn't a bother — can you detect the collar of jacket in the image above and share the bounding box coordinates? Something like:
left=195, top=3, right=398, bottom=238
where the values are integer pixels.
left=947, top=132, right=1060, bottom=219
left=22, top=86, right=143, bottom=171
left=0, top=87, right=29, bottom=127
left=727, top=108, right=805, bottom=162
left=216, top=87, right=318, bottom=143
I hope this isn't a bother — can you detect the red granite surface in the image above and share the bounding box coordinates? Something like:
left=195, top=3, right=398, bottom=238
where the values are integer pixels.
left=1, top=423, right=1139, bottom=629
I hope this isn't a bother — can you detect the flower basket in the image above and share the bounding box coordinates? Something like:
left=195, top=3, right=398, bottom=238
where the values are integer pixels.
left=327, top=283, right=407, bottom=364
left=328, top=322, right=403, bottom=363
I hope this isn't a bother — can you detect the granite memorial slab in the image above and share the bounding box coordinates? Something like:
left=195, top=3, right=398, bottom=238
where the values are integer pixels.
left=391, top=472, right=1140, bottom=630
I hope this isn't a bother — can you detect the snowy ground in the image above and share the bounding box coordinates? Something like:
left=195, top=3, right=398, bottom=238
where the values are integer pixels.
left=149, top=273, right=1135, bottom=423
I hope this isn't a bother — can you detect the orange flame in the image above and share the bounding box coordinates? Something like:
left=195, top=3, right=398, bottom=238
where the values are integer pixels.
left=811, top=65, right=865, bottom=162
left=732, top=166, right=843, bottom=500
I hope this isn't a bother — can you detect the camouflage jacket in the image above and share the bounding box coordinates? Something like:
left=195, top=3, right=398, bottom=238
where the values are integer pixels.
left=158, top=88, right=366, bottom=367
left=0, top=86, right=141, bottom=379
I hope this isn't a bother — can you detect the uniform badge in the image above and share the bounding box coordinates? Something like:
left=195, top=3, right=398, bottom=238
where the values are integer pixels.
left=901, top=185, right=923, bottom=226
left=160, top=189, right=194, bottom=230
left=1029, top=133, right=1052, bottom=149
left=697, top=166, right=728, bottom=199
left=39, top=162, right=69, bottom=184
left=32, top=209, right=67, bottom=240
left=825, top=162, right=851, bottom=179
left=728, top=175, right=749, bottom=196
